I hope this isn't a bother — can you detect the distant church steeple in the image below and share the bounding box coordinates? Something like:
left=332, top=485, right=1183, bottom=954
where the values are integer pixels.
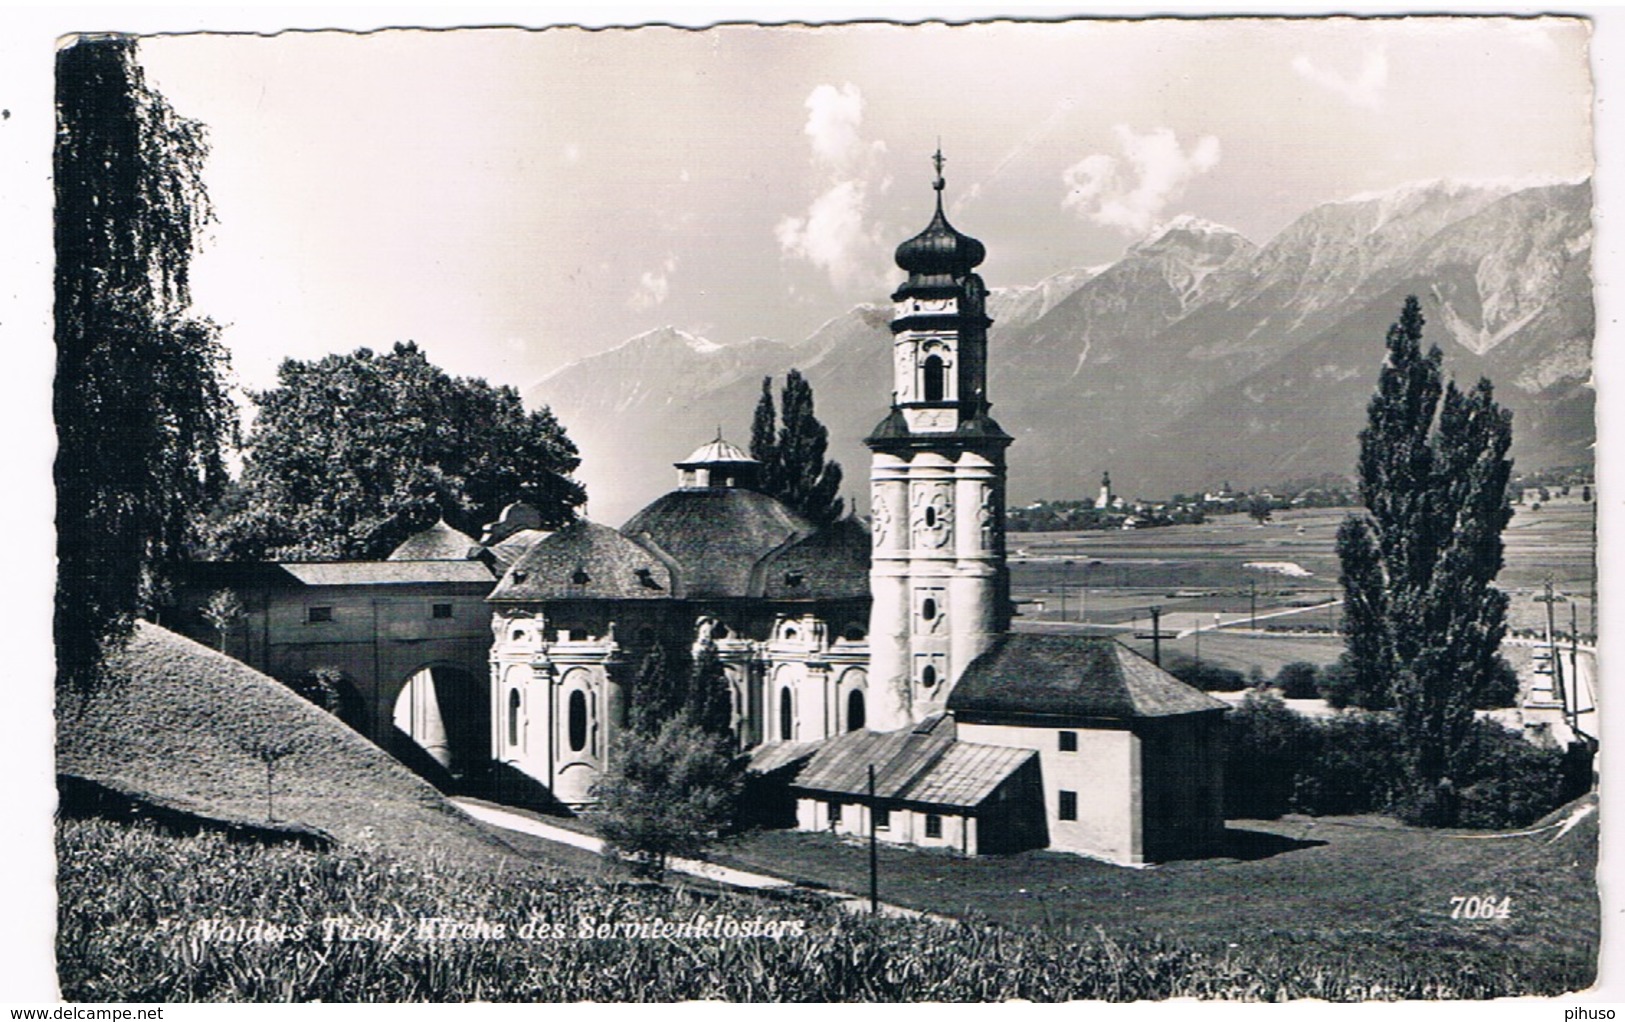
left=865, top=150, right=1011, bottom=730
left=1096, top=471, right=1113, bottom=510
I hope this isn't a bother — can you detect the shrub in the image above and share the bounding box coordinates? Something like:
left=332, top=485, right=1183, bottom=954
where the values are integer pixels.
left=1446, top=721, right=1589, bottom=828
left=1164, top=654, right=1247, bottom=692
left=1292, top=712, right=1404, bottom=815
left=1471, top=656, right=1520, bottom=710
left=1222, top=691, right=1318, bottom=818
left=1274, top=661, right=1321, bottom=700
left=1318, top=659, right=1360, bottom=709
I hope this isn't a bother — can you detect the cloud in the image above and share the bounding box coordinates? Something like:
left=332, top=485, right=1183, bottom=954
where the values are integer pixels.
left=1291, top=48, right=1389, bottom=110
left=1061, top=126, right=1221, bottom=236
left=629, top=255, right=678, bottom=310
left=776, top=83, right=889, bottom=293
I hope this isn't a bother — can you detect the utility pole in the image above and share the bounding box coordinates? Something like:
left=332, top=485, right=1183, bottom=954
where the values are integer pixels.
left=1150, top=606, right=1163, bottom=668
left=1249, top=579, right=1257, bottom=632
left=1538, top=578, right=1567, bottom=719
left=868, top=764, right=878, bottom=915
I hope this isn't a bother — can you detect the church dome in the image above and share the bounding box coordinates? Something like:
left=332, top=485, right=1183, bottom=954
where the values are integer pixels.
left=895, top=149, right=984, bottom=283
left=894, top=202, right=986, bottom=279
left=677, top=436, right=755, bottom=468
left=621, top=488, right=809, bottom=598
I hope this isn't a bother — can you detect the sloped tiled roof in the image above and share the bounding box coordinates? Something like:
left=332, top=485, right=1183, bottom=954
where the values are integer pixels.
left=620, top=488, right=810, bottom=598
left=789, top=715, right=1033, bottom=810
left=488, top=520, right=672, bottom=602
left=949, top=633, right=1228, bottom=721
left=757, top=515, right=870, bottom=600
left=278, top=561, right=495, bottom=586
left=484, top=529, right=550, bottom=573
left=386, top=519, right=482, bottom=561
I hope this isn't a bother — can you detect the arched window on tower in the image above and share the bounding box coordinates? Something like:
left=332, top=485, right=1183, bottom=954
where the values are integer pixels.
left=923, top=354, right=946, bottom=402
left=507, top=689, right=521, bottom=748
left=779, top=686, right=794, bottom=742
left=847, top=688, right=866, bottom=732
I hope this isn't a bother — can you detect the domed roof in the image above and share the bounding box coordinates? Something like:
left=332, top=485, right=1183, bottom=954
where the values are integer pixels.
left=386, top=518, right=481, bottom=561
left=620, top=487, right=810, bottom=598
left=894, top=201, right=986, bottom=279
left=677, top=436, right=756, bottom=468
left=489, top=520, right=672, bottom=602
left=894, top=152, right=984, bottom=283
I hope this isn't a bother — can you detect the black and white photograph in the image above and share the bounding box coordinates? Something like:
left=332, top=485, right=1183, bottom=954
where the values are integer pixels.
left=7, top=5, right=1617, bottom=1007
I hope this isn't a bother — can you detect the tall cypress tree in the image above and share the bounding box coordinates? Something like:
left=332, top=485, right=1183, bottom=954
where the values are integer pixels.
left=748, top=376, right=779, bottom=497
left=55, top=37, right=235, bottom=693
left=775, top=369, right=845, bottom=526
left=1337, top=296, right=1515, bottom=817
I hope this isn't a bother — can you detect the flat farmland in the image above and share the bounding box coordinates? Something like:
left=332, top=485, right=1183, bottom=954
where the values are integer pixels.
left=1011, top=500, right=1597, bottom=650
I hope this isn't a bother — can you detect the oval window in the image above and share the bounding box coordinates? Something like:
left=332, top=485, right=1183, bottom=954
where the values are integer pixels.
left=567, top=690, right=588, bottom=753
left=921, top=664, right=938, bottom=689
left=924, top=506, right=937, bottom=528
left=921, top=598, right=937, bottom=622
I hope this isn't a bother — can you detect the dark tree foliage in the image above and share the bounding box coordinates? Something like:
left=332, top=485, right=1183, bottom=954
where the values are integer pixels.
left=209, top=342, right=585, bottom=561
left=749, top=376, right=780, bottom=499
left=596, top=637, right=741, bottom=877
left=55, top=37, right=236, bottom=693
left=749, top=370, right=843, bottom=525
left=1273, top=661, right=1321, bottom=700
left=1337, top=297, right=1516, bottom=814
left=777, top=370, right=845, bottom=526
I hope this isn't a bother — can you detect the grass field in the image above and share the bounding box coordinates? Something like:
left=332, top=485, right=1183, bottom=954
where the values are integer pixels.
left=709, top=799, right=1595, bottom=967
left=57, top=811, right=1596, bottom=1001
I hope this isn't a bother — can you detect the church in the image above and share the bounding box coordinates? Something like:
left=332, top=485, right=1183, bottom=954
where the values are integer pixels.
left=486, top=153, right=1226, bottom=865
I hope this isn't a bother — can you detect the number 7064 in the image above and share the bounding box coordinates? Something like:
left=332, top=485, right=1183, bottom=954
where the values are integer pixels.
left=1450, top=895, right=1511, bottom=920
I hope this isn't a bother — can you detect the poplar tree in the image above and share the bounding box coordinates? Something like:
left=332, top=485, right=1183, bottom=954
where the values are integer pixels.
left=749, top=376, right=780, bottom=498
left=55, top=36, right=235, bottom=693
left=1337, top=296, right=1515, bottom=818
left=775, top=369, right=845, bottom=526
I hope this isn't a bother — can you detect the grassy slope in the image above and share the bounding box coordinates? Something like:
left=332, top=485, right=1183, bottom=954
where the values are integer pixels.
left=56, top=622, right=513, bottom=864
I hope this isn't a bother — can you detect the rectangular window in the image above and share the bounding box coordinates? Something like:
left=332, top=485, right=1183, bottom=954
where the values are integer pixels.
left=432, top=603, right=454, bottom=619
left=925, top=813, right=942, bottom=839
left=874, top=807, right=891, bottom=831
left=1058, top=730, right=1078, bottom=752
left=828, top=801, right=842, bottom=824
left=306, top=606, right=333, bottom=624
left=1058, top=790, right=1078, bottom=821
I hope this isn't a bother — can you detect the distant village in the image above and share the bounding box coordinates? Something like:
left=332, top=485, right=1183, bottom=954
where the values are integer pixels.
left=1009, top=466, right=1596, bottom=533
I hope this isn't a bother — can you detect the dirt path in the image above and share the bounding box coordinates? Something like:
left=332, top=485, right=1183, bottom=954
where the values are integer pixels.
left=450, top=798, right=948, bottom=921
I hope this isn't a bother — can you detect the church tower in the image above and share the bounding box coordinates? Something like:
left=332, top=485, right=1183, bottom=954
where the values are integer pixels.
left=865, top=150, right=1011, bottom=731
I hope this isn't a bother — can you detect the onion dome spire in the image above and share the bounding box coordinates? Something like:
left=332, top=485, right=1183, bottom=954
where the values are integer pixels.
left=894, top=146, right=985, bottom=288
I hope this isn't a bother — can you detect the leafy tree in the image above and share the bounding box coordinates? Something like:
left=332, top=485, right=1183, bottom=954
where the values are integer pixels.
left=209, top=342, right=585, bottom=561
left=199, top=588, right=244, bottom=653
left=592, top=715, right=741, bottom=879
left=1274, top=661, right=1321, bottom=700
left=750, top=370, right=843, bottom=525
left=685, top=645, right=736, bottom=742
left=55, top=37, right=236, bottom=694
left=1336, top=296, right=1516, bottom=819
left=1246, top=496, right=1273, bottom=525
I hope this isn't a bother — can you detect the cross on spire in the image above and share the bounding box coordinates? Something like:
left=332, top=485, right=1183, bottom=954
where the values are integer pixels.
left=932, top=143, right=946, bottom=192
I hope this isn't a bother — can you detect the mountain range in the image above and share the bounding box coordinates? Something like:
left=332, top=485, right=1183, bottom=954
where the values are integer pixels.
left=527, top=179, right=1594, bottom=526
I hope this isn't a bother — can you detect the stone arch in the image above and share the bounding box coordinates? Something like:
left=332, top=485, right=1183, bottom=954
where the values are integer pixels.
left=392, top=662, right=489, bottom=781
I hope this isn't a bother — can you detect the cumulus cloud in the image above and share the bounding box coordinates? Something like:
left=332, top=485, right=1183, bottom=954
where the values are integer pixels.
left=629, top=255, right=678, bottom=310
left=1291, top=48, right=1389, bottom=110
left=1061, top=126, right=1221, bottom=236
left=776, top=83, right=889, bottom=293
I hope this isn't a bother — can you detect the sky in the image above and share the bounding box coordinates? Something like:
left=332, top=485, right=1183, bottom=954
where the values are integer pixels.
left=131, top=16, right=1596, bottom=398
